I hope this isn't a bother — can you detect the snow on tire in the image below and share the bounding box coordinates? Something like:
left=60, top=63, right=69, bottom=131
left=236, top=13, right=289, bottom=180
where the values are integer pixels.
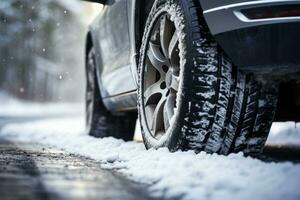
left=138, top=0, right=278, bottom=155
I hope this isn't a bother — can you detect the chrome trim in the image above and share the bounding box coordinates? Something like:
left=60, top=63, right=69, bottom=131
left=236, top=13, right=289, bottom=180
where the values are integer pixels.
left=233, top=10, right=300, bottom=22
left=204, top=0, right=300, bottom=14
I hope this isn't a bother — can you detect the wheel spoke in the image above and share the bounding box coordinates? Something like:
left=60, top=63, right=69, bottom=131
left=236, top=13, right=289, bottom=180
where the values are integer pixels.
left=170, top=74, right=180, bottom=91
left=147, top=42, right=169, bottom=75
left=160, top=16, right=173, bottom=58
left=86, top=50, right=96, bottom=128
left=87, top=63, right=95, bottom=91
left=87, top=100, right=93, bottom=112
left=150, top=42, right=167, bottom=63
left=86, top=98, right=93, bottom=126
left=168, top=30, right=180, bottom=68
left=168, top=30, right=179, bottom=57
left=163, top=110, right=170, bottom=131
left=163, top=93, right=175, bottom=130
left=144, top=81, right=163, bottom=105
left=151, top=96, right=167, bottom=134
left=145, top=105, right=155, bottom=129
left=86, top=90, right=94, bottom=105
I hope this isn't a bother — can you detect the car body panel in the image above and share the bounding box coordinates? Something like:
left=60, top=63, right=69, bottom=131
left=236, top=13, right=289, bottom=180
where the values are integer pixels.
left=200, top=0, right=300, bottom=35
left=88, top=0, right=138, bottom=111
left=200, top=0, right=300, bottom=73
left=91, top=0, right=136, bottom=95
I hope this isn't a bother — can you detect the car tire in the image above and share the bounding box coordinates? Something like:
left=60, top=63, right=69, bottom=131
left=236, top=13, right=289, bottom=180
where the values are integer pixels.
left=137, top=0, right=278, bottom=155
left=86, top=47, right=136, bottom=141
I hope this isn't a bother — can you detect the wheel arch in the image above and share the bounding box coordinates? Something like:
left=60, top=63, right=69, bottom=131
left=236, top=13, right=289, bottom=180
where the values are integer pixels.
left=134, top=0, right=155, bottom=55
left=134, top=0, right=208, bottom=54
left=85, top=30, right=108, bottom=104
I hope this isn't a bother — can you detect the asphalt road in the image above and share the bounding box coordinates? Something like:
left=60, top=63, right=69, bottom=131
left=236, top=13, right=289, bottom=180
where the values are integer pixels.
left=0, top=140, right=156, bottom=200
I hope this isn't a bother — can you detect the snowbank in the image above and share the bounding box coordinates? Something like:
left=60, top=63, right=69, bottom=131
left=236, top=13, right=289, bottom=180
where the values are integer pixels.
left=0, top=92, right=84, bottom=117
left=267, top=122, right=300, bottom=145
left=0, top=117, right=299, bottom=200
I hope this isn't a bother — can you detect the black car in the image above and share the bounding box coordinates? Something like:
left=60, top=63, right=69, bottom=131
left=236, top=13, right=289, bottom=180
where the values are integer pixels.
left=84, top=0, right=300, bottom=155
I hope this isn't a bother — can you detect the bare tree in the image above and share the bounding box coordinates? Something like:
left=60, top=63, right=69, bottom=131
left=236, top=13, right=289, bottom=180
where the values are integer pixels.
left=0, top=0, right=87, bottom=102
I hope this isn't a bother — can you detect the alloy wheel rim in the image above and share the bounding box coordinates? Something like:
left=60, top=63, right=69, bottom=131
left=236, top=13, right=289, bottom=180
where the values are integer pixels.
left=143, top=13, right=181, bottom=139
left=86, top=53, right=95, bottom=128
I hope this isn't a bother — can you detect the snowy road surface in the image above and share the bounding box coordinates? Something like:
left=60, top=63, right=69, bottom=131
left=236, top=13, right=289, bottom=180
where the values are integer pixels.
left=0, top=95, right=299, bottom=200
left=0, top=114, right=299, bottom=200
left=0, top=140, right=154, bottom=200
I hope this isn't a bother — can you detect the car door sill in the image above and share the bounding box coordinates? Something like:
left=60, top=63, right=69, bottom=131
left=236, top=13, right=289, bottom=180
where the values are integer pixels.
left=102, top=90, right=137, bottom=99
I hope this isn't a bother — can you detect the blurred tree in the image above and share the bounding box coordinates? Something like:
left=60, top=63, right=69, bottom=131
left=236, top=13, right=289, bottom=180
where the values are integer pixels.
left=0, top=0, right=89, bottom=102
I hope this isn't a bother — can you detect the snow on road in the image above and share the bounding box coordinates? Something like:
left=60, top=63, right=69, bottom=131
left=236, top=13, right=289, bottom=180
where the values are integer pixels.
left=0, top=92, right=84, bottom=117
left=0, top=115, right=299, bottom=200
left=267, top=122, right=300, bottom=145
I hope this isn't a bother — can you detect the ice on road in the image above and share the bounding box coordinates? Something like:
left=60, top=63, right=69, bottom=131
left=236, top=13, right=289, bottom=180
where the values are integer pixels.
left=0, top=115, right=300, bottom=200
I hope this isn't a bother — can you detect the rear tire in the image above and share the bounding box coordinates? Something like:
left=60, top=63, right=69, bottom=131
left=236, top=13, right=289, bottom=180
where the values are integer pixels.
left=138, top=0, right=278, bottom=155
left=86, top=48, right=136, bottom=141
left=230, top=78, right=278, bottom=155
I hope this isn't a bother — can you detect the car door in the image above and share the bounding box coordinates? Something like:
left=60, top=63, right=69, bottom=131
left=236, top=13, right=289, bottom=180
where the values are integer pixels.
left=94, top=0, right=137, bottom=100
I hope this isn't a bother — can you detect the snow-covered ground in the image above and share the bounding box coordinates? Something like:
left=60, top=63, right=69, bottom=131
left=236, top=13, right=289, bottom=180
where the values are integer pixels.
left=0, top=92, right=84, bottom=117
left=0, top=115, right=299, bottom=200
left=0, top=94, right=299, bottom=200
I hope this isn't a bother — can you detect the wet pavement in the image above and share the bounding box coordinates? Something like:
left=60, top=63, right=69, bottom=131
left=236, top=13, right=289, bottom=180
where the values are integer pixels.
left=0, top=140, right=155, bottom=200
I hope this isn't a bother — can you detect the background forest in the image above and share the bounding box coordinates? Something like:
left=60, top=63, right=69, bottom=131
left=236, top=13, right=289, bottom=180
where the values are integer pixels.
left=0, top=0, right=100, bottom=102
